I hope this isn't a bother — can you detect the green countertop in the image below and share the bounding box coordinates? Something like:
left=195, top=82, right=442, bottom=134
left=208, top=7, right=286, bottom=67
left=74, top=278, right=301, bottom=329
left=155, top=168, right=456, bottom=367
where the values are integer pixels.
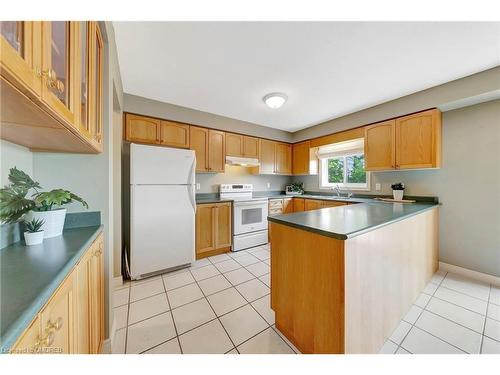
left=0, top=225, right=103, bottom=353
left=267, top=201, right=440, bottom=240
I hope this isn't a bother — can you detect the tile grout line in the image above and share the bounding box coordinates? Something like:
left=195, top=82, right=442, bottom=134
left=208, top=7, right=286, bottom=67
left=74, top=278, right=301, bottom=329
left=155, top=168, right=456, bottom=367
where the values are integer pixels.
left=160, top=275, right=183, bottom=354
left=395, top=271, right=447, bottom=354
left=206, top=248, right=292, bottom=353
left=187, top=267, right=239, bottom=354
left=219, top=250, right=296, bottom=353
left=479, top=283, right=492, bottom=354
left=398, top=272, right=492, bottom=354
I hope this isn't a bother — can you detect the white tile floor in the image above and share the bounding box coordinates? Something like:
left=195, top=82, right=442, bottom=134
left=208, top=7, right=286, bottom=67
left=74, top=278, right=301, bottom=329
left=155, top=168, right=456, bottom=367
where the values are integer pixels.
left=380, top=270, right=500, bottom=354
left=112, top=243, right=298, bottom=354
left=113, top=245, right=500, bottom=354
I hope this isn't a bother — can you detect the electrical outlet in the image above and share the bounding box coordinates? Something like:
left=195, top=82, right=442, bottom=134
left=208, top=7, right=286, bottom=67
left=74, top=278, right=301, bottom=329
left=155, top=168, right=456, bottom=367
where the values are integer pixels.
left=196, top=183, right=201, bottom=190
left=375, top=183, right=381, bottom=191
left=267, top=182, right=271, bottom=189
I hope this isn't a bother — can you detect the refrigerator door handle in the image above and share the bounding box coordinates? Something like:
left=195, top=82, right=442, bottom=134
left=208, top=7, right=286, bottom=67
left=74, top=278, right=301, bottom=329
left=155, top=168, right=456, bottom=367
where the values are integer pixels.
left=188, top=185, right=197, bottom=213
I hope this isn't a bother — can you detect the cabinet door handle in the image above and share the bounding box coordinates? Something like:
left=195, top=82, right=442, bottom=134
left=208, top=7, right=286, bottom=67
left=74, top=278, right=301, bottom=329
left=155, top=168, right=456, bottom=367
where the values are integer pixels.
left=34, top=331, right=55, bottom=349
left=46, top=317, right=63, bottom=331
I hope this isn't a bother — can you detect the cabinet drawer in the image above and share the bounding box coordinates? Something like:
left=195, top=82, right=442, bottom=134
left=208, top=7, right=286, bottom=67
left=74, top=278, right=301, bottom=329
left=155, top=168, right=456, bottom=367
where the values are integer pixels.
left=269, top=199, right=283, bottom=208
left=269, top=208, right=283, bottom=216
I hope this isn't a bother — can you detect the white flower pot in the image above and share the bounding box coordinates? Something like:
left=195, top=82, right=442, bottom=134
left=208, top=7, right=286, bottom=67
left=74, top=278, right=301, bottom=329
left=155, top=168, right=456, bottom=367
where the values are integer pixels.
left=24, top=231, right=44, bottom=246
left=25, top=208, right=67, bottom=238
left=393, top=190, right=404, bottom=201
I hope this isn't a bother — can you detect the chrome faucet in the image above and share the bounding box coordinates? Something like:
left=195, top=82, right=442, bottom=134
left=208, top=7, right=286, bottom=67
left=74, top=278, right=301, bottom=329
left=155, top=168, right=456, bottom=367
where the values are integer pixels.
left=332, top=186, right=353, bottom=199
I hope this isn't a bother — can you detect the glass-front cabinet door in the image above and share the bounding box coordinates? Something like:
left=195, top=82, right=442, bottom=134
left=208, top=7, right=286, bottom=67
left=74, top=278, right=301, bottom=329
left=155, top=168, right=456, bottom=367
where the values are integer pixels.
left=0, top=21, right=42, bottom=95
left=89, top=22, right=103, bottom=147
left=41, top=21, right=78, bottom=126
left=77, top=21, right=91, bottom=137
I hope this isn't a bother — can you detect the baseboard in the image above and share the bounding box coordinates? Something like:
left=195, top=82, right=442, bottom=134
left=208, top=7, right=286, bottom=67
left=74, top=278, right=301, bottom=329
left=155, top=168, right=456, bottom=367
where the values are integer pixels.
left=113, top=275, right=124, bottom=288
left=439, top=262, right=500, bottom=287
left=106, top=310, right=116, bottom=354
left=101, top=339, right=111, bottom=354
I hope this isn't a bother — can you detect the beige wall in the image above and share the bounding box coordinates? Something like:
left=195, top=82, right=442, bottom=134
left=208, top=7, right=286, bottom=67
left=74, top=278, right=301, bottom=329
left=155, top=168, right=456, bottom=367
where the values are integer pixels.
left=295, top=100, right=500, bottom=277
left=123, top=93, right=293, bottom=143
left=196, top=166, right=291, bottom=193
left=0, top=140, right=33, bottom=186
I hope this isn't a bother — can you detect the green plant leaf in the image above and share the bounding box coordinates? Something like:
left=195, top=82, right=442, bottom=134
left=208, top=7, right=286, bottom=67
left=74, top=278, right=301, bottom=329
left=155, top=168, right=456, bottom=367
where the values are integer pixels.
left=0, top=188, right=36, bottom=223
left=25, top=218, right=45, bottom=232
left=34, top=189, right=88, bottom=210
left=69, top=193, right=89, bottom=209
left=8, top=167, right=41, bottom=193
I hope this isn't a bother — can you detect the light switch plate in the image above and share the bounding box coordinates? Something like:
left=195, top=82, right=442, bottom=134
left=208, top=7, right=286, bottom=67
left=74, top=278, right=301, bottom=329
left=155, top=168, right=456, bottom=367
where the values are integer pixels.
left=267, top=182, right=271, bottom=189
left=375, top=183, right=381, bottom=191
left=196, top=183, right=201, bottom=190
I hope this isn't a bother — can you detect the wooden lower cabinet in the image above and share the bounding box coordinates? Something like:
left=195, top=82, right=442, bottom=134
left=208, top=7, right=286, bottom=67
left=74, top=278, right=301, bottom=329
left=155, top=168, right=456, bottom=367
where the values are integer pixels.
left=11, top=233, right=104, bottom=354
left=293, top=198, right=305, bottom=212
left=196, top=202, right=232, bottom=259
left=304, top=199, right=323, bottom=211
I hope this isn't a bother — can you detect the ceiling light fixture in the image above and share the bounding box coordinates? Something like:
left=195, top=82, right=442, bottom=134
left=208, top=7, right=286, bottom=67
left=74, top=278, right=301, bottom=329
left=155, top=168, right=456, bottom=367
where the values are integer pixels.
left=263, top=92, right=287, bottom=109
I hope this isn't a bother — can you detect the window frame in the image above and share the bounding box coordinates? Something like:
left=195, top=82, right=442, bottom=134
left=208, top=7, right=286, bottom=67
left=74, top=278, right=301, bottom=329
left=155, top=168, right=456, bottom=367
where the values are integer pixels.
left=319, top=151, right=371, bottom=191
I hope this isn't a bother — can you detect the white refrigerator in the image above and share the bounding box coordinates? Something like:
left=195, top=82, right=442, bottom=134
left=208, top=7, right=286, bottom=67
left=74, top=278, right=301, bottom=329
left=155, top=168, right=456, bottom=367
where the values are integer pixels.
left=129, top=143, right=196, bottom=279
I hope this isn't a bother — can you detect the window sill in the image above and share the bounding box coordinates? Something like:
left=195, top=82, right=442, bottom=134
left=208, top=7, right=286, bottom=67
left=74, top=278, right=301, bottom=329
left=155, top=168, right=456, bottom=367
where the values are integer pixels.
left=319, top=186, right=371, bottom=192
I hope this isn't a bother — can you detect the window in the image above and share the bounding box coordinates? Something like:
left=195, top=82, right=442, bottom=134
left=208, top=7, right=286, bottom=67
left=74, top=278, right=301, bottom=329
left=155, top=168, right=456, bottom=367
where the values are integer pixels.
left=317, top=139, right=370, bottom=190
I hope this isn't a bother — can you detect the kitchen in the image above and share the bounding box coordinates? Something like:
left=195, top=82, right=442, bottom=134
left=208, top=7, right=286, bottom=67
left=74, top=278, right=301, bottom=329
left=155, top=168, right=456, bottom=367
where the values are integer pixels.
left=1, top=6, right=500, bottom=368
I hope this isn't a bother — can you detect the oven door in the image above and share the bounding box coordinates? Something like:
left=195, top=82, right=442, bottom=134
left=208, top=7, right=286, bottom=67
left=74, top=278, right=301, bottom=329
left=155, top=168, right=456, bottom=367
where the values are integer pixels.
left=233, top=201, right=268, bottom=235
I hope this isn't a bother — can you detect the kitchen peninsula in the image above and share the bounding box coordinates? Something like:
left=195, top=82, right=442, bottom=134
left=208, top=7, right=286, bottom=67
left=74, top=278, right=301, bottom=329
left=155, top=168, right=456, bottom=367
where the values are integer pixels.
left=268, top=201, right=440, bottom=354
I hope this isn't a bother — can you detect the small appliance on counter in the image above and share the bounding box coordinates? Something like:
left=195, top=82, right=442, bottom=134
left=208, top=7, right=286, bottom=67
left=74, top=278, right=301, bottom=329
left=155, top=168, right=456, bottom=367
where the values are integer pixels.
left=220, top=184, right=268, bottom=251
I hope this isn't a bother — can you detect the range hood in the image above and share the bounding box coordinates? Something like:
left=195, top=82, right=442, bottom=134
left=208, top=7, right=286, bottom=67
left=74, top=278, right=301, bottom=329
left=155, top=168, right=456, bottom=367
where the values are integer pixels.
left=225, top=156, right=260, bottom=167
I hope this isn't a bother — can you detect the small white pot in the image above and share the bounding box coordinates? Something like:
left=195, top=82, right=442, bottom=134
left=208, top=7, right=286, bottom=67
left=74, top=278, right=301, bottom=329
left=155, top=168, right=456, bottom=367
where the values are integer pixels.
left=25, top=208, right=67, bottom=238
left=393, top=190, right=404, bottom=201
left=24, top=231, right=45, bottom=246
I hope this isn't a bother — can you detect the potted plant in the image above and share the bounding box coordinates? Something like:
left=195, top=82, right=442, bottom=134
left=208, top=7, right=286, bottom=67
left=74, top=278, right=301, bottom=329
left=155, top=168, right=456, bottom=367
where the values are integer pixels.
left=0, top=167, right=88, bottom=238
left=286, top=182, right=304, bottom=195
left=24, top=218, right=45, bottom=246
left=391, top=182, right=405, bottom=200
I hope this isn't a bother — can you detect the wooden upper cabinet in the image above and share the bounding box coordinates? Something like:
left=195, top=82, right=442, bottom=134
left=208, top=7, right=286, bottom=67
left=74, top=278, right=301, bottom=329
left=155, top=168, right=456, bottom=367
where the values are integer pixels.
left=225, top=133, right=243, bottom=157
left=0, top=21, right=104, bottom=154
left=190, top=126, right=209, bottom=172
left=364, top=120, right=396, bottom=171
left=159, top=120, right=190, bottom=148
left=364, top=109, right=441, bottom=171
left=243, top=136, right=259, bottom=158
left=208, top=130, right=225, bottom=173
left=40, top=22, right=78, bottom=127
left=275, top=143, right=292, bottom=175
left=215, top=202, right=232, bottom=248
left=292, top=141, right=311, bottom=175
left=125, top=114, right=160, bottom=144
left=77, top=22, right=90, bottom=139
left=0, top=21, right=42, bottom=96
left=89, top=22, right=103, bottom=148
left=395, top=109, right=441, bottom=169
left=259, top=139, right=276, bottom=174
left=225, top=134, right=259, bottom=158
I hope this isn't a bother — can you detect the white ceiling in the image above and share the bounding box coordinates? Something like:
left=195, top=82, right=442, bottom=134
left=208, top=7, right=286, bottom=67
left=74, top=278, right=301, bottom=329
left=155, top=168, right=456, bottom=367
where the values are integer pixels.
left=113, top=22, right=500, bottom=132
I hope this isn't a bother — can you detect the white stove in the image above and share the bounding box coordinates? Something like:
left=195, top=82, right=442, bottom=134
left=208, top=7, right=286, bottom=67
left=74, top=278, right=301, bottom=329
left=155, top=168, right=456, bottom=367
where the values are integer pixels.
left=220, top=184, right=269, bottom=251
